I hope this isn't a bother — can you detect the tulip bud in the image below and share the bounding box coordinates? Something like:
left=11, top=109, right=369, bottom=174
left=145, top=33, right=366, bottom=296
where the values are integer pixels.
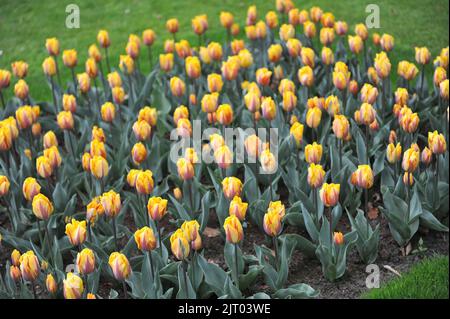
left=229, top=196, right=248, bottom=221
left=386, top=143, right=402, bottom=164
left=307, top=163, right=325, bottom=188
left=374, top=51, right=391, bottom=79
left=10, top=265, right=21, bottom=282
left=282, top=91, right=297, bottom=113
left=45, top=273, right=58, bottom=294
left=304, top=142, right=323, bottom=164
left=263, top=209, right=282, bottom=237
left=434, top=67, right=447, bottom=87
left=428, top=131, right=447, bottom=154
left=290, top=122, right=304, bottom=148
left=402, top=147, right=420, bottom=173
left=201, top=92, right=219, bottom=114
left=147, top=196, right=168, bottom=222
left=298, top=66, right=314, bottom=87
left=303, top=21, right=316, bottom=38
left=380, top=33, right=394, bottom=52
left=36, top=155, right=52, bottom=178
left=256, top=68, right=272, bottom=87
left=166, top=18, right=179, bottom=33
left=135, top=170, right=154, bottom=195
left=0, top=69, right=11, bottom=89
left=170, top=76, right=186, bottom=97
left=42, top=131, right=58, bottom=150
left=223, top=215, right=244, bottom=244
left=170, top=229, right=190, bottom=260
left=355, top=103, right=376, bottom=125
left=351, top=165, right=374, bottom=189
left=415, top=47, right=431, bottom=65
left=174, top=187, right=182, bottom=200
left=440, top=79, right=449, bottom=100
left=221, top=57, right=240, bottom=81
left=244, top=91, right=261, bottom=113
left=319, top=183, right=340, bottom=207
left=222, top=177, right=243, bottom=200
left=126, top=169, right=140, bottom=187
left=334, top=232, right=344, bottom=245
left=261, top=97, right=276, bottom=121
left=134, top=226, right=157, bottom=251
left=63, top=272, right=84, bottom=299
left=0, top=175, right=10, bottom=197
left=19, top=250, right=40, bottom=282
left=101, top=190, right=121, bottom=218
left=11, top=61, right=28, bottom=79
left=320, top=27, right=335, bottom=46
left=159, top=53, right=174, bottom=73
left=244, top=134, right=262, bottom=158
left=335, top=21, right=348, bottom=36
left=321, top=46, right=334, bottom=65
left=65, top=219, right=87, bottom=246
left=90, top=155, right=109, bottom=179
left=43, top=146, right=62, bottom=169
left=214, top=145, right=233, bottom=169
left=306, top=106, right=322, bottom=128
left=45, top=38, right=60, bottom=56
left=208, top=42, right=223, bottom=61
left=421, top=147, right=432, bottom=166
left=132, top=120, right=152, bottom=141
left=76, top=248, right=95, bottom=275
left=177, top=158, right=194, bottom=180
left=131, top=142, right=147, bottom=166
left=207, top=73, right=223, bottom=93
left=32, top=193, right=53, bottom=220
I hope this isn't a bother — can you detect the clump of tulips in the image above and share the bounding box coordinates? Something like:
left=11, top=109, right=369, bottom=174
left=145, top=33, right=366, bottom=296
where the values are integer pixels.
left=0, top=0, right=448, bottom=299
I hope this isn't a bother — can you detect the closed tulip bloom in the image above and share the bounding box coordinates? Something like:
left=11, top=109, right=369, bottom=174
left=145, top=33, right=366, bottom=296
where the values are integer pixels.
left=45, top=37, right=60, bottom=56
left=90, top=155, right=108, bottom=179
left=222, top=176, right=243, bottom=200
left=434, top=67, right=447, bottom=87
left=44, top=146, right=62, bottom=169
left=177, top=118, right=192, bottom=137
left=101, top=190, right=121, bottom=218
left=185, top=56, right=201, bottom=79
left=63, top=272, right=84, bottom=299
left=134, top=227, right=157, bottom=251
left=91, top=126, right=105, bottom=142
left=331, top=115, right=349, bottom=140
left=333, top=68, right=350, bottom=90
left=395, top=88, right=409, bottom=106
left=348, top=35, right=363, bottom=54
left=109, top=252, right=131, bottom=281
left=132, top=120, right=152, bottom=141
left=307, top=163, right=325, bottom=188
left=181, top=220, right=200, bottom=243
left=261, top=97, right=276, bottom=121
left=415, top=47, right=431, bottom=65
left=278, top=79, right=295, bottom=95
left=36, top=155, right=53, bottom=178
left=256, top=68, right=272, bottom=86
left=263, top=209, right=282, bottom=237
left=216, top=104, right=233, bottom=125
left=245, top=25, right=257, bottom=40
left=244, top=91, right=261, bottom=113
left=177, top=158, right=194, bottom=180
left=65, top=219, right=87, bottom=246
left=15, top=105, right=35, bottom=129
left=62, top=49, right=78, bottom=68
left=166, top=18, right=179, bottom=33
left=12, top=61, right=28, bottom=78
left=397, top=61, right=419, bottom=81
left=159, top=53, right=174, bottom=73
left=221, top=58, right=240, bottom=81
left=44, top=273, right=57, bottom=294
left=386, top=143, right=402, bottom=164
left=400, top=112, right=419, bottom=133
left=428, top=131, right=447, bottom=154
left=90, top=139, right=106, bottom=158
left=201, top=93, right=219, bottom=113
left=147, top=196, right=168, bottom=221
left=324, top=95, right=340, bottom=116
left=170, top=76, right=186, bottom=97
left=173, top=105, right=189, bottom=126
left=87, top=45, right=102, bottom=64
left=259, top=149, right=277, bottom=174
left=320, top=27, right=335, bottom=46
left=100, top=102, right=116, bottom=123
left=279, top=24, right=295, bottom=41
left=130, top=142, right=147, bottom=165
left=62, top=94, right=76, bottom=113
left=360, top=83, right=378, bottom=104
left=298, top=66, right=314, bottom=87
left=355, top=103, right=376, bottom=125
left=334, top=232, right=344, bottom=245
left=421, top=147, right=432, bottom=165
left=231, top=40, right=245, bottom=55
left=286, top=38, right=302, bottom=58
left=334, top=21, right=348, bottom=36
left=86, top=196, right=104, bottom=222
left=282, top=91, right=297, bottom=112
left=192, top=15, right=208, bottom=35
left=0, top=69, right=11, bottom=89
left=374, top=52, right=391, bottom=78
left=77, top=72, right=91, bottom=93
left=268, top=44, right=283, bottom=63
left=223, top=215, right=244, bottom=244
left=207, top=42, right=223, bottom=61
left=119, top=55, right=134, bottom=74
left=19, top=251, right=40, bottom=282
left=301, top=47, right=315, bottom=67
left=164, top=39, right=175, bottom=53
left=351, top=165, right=374, bottom=189
left=303, top=21, right=316, bottom=38
left=0, top=126, right=12, bottom=151
left=354, top=23, right=368, bottom=40
left=244, top=134, right=262, bottom=158
left=266, top=201, right=285, bottom=218
left=306, top=107, right=322, bottom=129
left=126, top=169, right=141, bottom=187
left=174, top=40, right=192, bottom=59
left=305, top=142, right=323, bottom=164
left=135, top=170, right=154, bottom=195
left=402, top=147, right=420, bottom=172
left=10, top=265, right=21, bottom=282
left=0, top=175, right=9, bottom=196
left=137, top=106, right=157, bottom=126
left=246, top=5, right=257, bottom=25
left=173, top=187, right=182, bottom=200
left=96, top=30, right=110, bottom=48
left=207, top=73, right=223, bottom=93
left=11, top=249, right=21, bottom=267
left=265, top=11, right=278, bottom=29
left=170, top=229, right=190, bottom=260
left=380, top=34, right=394, bottom=52
left=43, top=131, right=58, bottom=149
left=229, top=196, right=248, bottom=221
left=290, top=122, right=304, bottom=147
left=126, top=41, right=140, bottom=60
left=56, top=111, right=74, bottom=130
left=320, top=183, right=340, bottom=207
left=321, top=47, right=334, bottom=65
left=76, top=248, right=95, bottom=275
left=214, top=145, right=232, bottom=169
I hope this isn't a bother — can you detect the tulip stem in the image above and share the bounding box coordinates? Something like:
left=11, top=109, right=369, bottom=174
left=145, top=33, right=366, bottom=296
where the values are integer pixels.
left=156, top=221, right=163, bottom=255
left=234, top=243, right=239, bottom=288
left=84, top=274, right=89, bottom=297
left=55, top=58, right=62, bottom=87
left=44, top=219, right=52, bottom=258
left=338, top=138, right=343, bottom=171
left=188, top=180, right=194, bottom=212
left=93, top=77, right=101, bottom=111
left=365, top=125, right=370, bottom=164
left=31, top=281, right=37, bottom=299
left=112, top=217, right=119, bottom=251
left=128, top=75, right=134, bottom=108
left=269, top=182, right=273, bottom=201
left=313, top=188, right=318, bottom=224
left=104, top=47, right=111, bottom=74
left=182, top=260, right=189, bottom=297
left=50, top=76, right=58, bottom=115
left=36, top=220, right=44, bottom=251
left=70, top=68, right=78, bottom=94
left=0, top=91, right=5, bottom=108
left=329, top=207, right=333, bottom=248
left=272, top=237, right=279, bottom=271
left=420, top=65, right=425, bottom=98
left=122, top=281, right=128, bottom=299
left=365, top=188, right=369, bottom=235
left=342, top=88, right=347, bottom=114
left=436, top=155, right=440, bottom=185
left=87, top=220, right=92, bottom=242
left=148, top=251, right=155, bottom=280
left=147, top=47, right=153, bottom=70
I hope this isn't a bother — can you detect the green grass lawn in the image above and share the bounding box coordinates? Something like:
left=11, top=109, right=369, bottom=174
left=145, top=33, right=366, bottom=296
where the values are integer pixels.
left=0, top=0, right=448, bottom=102
left=363, top=255, right=449, bottom=299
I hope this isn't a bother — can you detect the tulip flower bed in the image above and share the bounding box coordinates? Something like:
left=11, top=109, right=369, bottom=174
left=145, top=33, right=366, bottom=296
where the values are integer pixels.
left=0, top=1, right=449, bottom=300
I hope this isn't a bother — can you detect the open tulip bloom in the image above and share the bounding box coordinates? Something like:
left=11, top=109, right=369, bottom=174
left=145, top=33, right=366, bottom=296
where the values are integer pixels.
left=0, top=1, right=448, bottom=301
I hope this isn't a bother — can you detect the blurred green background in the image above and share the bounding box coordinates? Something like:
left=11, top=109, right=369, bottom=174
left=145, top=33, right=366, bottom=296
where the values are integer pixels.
left=0, top=0, right=448, bottom=101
